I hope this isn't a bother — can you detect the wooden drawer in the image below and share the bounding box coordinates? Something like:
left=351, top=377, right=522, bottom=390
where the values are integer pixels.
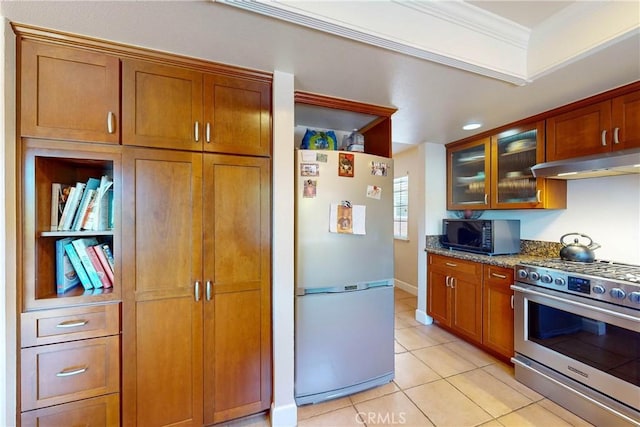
left=21, top=336, right=120, bottom=410
left=428, top=254, right=482, bottom=279
left=21, top=393, right=120, bottom=427
left=21, top=303, right=120, bottom=347
left=484, top=264, right=514, bottom=288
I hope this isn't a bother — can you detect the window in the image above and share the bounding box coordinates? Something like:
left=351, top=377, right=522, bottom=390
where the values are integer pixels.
left=393, top=175, right=408, bottom=239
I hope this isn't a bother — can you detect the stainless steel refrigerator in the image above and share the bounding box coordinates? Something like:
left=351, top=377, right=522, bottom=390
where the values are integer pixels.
left=294, top=149, right=395, bottom=405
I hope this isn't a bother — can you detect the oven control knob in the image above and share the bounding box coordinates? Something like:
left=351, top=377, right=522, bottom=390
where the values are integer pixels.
left=517, top=269, right=528, bottom=279
left=610, top=288, right=626, bottom=299
left=592, top=285, right=606, bottom=295
left=541, top=274, right=553, bottom=284
left=629, top=292, right=640, bottom=304
left=554, top=277, right=566, bottom=286
left=529, top=271, right=540, bottom=281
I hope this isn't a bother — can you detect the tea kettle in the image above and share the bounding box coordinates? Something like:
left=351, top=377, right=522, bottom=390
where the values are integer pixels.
left=559, top=233, right=601, bottom=263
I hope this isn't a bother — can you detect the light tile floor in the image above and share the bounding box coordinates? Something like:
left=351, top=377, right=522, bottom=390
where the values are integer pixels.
left=223, top=288, right=595, bottom=427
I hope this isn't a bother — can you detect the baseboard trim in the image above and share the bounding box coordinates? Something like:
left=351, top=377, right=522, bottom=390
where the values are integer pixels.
left=270, top=401, right=297, bottom=427
left=394, top=279, right=417, bottom=295
left=415, top=309, right=433, bottom=325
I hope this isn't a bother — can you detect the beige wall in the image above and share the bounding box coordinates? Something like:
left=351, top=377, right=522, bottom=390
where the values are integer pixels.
left=393, top=146, right=422, bottom=294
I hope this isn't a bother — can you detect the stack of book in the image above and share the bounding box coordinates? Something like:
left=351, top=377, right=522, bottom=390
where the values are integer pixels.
left=51, top=175, right=114, bottom=232
left=56, top=238, right=115, bottom=294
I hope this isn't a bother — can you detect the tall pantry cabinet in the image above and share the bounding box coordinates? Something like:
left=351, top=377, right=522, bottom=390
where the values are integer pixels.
left=14, top=24, right=272, bottom=426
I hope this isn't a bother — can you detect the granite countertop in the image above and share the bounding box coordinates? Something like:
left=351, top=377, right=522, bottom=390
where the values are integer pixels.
left=425, top=236, right=563, bottom=269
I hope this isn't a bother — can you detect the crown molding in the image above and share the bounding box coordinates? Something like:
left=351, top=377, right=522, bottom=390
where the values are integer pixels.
left=217, top=0, right=530, bottom=85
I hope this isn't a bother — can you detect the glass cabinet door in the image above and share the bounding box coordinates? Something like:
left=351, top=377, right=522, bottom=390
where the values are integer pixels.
left=492, top=122, right=544, bottom=208
left=448, top=138, right=490, bottom=209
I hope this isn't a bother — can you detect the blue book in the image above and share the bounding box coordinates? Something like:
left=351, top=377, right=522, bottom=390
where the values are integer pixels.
left=63, top=242, right=93, bottom=290
left=72, top=177, right=100, bottom=231
left=55, top=237, right=81, bottom=294
left=71, top=238, right=103, bottom=289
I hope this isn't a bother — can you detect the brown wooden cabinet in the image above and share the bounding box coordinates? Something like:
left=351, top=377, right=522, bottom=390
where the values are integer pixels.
left=121, top=148, right=271, bottom=426
left=482, top=264, right=514, bottom=359
left=19, top=40, right=120, bottom=144
left=427, top=253, right=515, bottom=360
left=427, top=253, right=483, bottom=343
left=18, top=138, right=123, bottom=423
left=547, top=89, right=640, bottom=161
left=121, top=147, right=204, bottom=426
left=123, top=59, right=271, bottom=156
left=447, top=121, right=566, bottom=210
left=294, top=92, right=396, bottom=158
left=15, top=24, right=273, bottom=426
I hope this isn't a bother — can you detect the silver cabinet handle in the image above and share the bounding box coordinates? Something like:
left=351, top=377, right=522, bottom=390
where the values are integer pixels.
left=194, top=281, right=201, bottom=302
left=107, top=111, right=115, bottom=134
left=536, top=190, right=541, bottom=203
left=484, top=194, right=488, bottom=204
left=613, top=127, right=620, bottom=144
left=56, top=320, right=89, bottom=328
left=601, top=129, right=607, bottom=146
left=206, top=280, right=212, bottom=301
left=56, top=366, right=88, bottom=377
left=194, top=121, right=200, bottom=142
left=510, top=295, right=514, bottom=309
left=206, top=122, right=211, bottom=143
left=491, top=273, right=507, bottom=279
left=450, top=277, right=456, bottom=289
left=445, top=262, right=457, bottom=267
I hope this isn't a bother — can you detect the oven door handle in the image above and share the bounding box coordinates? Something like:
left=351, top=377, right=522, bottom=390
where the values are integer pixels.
left=511, top=284, right=640, bottom=324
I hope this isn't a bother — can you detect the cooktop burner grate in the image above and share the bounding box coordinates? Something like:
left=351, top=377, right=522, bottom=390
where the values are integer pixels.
left=522, top=259, right=640, bottom=283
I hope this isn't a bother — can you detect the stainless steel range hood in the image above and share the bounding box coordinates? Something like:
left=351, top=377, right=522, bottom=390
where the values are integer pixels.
left=531, top=147, right=640, bottom=180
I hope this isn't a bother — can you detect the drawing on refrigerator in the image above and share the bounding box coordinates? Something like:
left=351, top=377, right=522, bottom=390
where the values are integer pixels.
left=294, top=149, right=395, bottom=405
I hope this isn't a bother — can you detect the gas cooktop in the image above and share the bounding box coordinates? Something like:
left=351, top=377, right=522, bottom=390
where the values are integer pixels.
left=520, top=259, right=640, bottom=283
left=516, top=259, right=640, bottom=309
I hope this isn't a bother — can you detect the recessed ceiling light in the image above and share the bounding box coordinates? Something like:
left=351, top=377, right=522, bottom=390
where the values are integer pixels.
left=463, top=123, right=482, bottom=131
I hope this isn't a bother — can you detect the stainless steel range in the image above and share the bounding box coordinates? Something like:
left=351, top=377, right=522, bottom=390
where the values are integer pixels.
left=512, top=259, right=640, bottom=427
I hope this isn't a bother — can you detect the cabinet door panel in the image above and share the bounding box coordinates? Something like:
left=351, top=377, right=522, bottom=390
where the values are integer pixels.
left=482, top=265, right=514, bottom=358
left=121, top=148, right=203, bottom=426
left=203, top=74, right=271, bottom=156
left=122, top=60, right=203, bottom=150
left=203, top=154, right=271, bottom=424
left=546, top=101, right=612, bottom=161
left=427, top=269, right=450, bottom=325
left=612, top=90, right=640, bottom=150
left=451, top=277, right=482, bottom=342
left=20, top=40, right=120, bottom=143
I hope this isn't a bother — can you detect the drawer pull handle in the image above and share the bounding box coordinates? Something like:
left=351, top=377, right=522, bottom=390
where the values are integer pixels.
left=445, top=262, right=457, bottom=267
left=56, top=366, right=88, bottom=377
left=491, top=273, right=507, bottom=279
left=56, top=320, right=89, bottom=328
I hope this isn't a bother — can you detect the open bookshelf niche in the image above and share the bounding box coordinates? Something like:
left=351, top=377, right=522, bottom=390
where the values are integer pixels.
left=22, top=145, right=121, bottom=310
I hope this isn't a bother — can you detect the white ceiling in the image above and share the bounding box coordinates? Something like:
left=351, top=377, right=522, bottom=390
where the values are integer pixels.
left=1, top=1, right=639, bottom=154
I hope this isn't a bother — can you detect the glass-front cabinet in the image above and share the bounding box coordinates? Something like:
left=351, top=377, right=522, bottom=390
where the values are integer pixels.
left=448, top=137, right=491, bottom=209
left=447, top=121, right=566, bottom=210
left=491, top=122, right=543, bottom=208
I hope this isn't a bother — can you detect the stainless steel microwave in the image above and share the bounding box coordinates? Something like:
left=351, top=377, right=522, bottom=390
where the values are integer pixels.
left=440, top=219, right=520, bottom=255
